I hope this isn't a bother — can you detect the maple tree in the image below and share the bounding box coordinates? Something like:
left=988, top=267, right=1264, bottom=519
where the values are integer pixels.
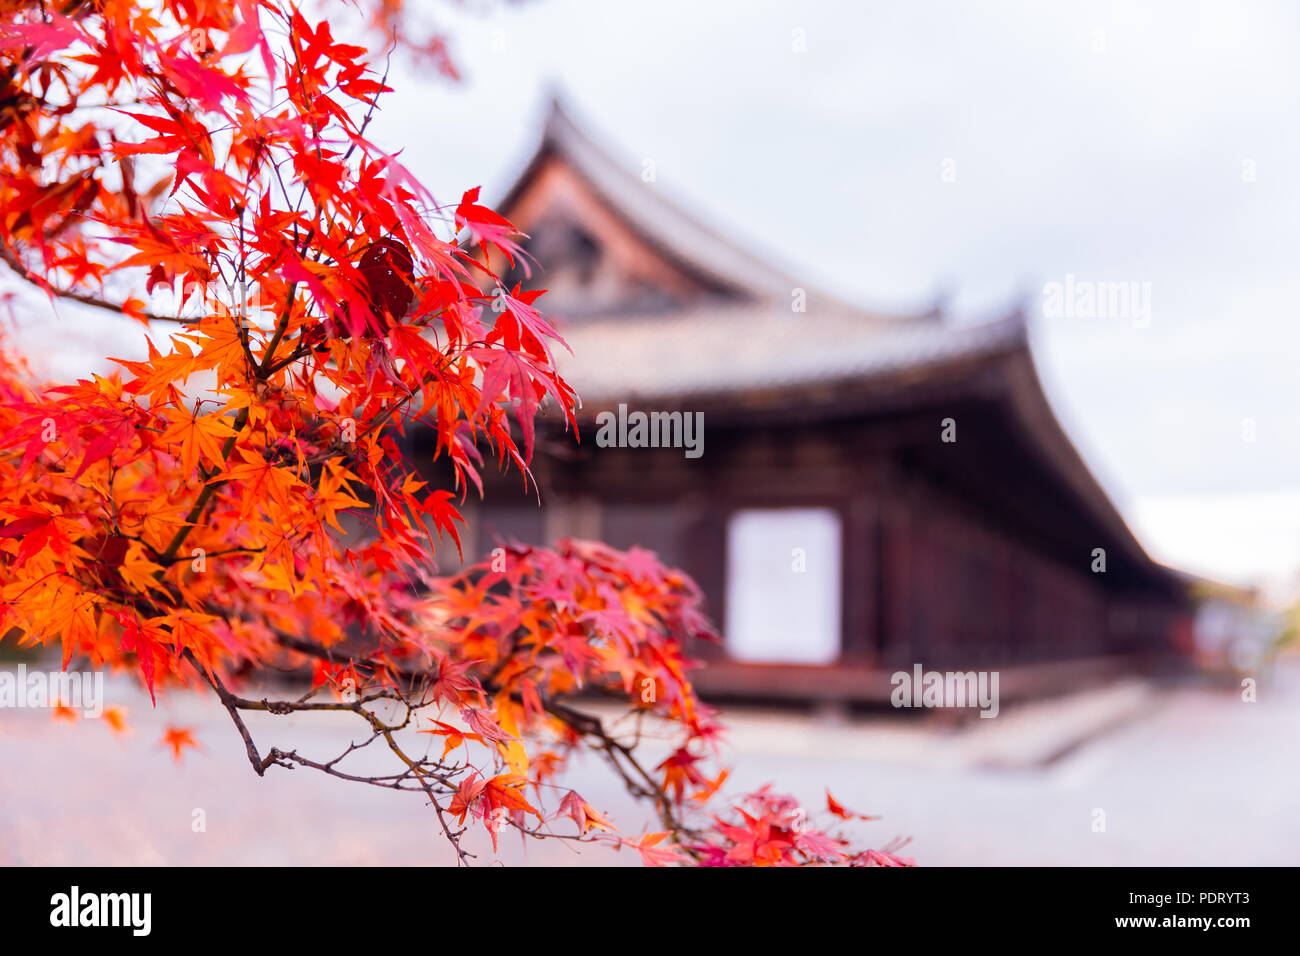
left=0, top=0, right=913, bottom=866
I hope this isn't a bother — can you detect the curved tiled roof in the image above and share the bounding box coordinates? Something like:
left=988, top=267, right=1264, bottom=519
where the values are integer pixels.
left=500, top=98, right=813, bottom=302
left=554, top=301, right=1028, bottom=408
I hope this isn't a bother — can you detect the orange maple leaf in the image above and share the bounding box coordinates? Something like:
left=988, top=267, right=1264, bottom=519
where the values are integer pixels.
left=158, top=406, right=239, bottom=478
left=628, top=832, right=685, bottom=867
left=559, top=790, right=615, bottom=834
left=160, top=726, right=199, bottom=763
left=419, top=719, right=484, bottom=759
left=448, top=774, right=487, bottom=822
left=101, top=706, right=130, bottom=734
left=484, top=773, right=539, bottom=818
left=827, top=789, right=879, bottom=821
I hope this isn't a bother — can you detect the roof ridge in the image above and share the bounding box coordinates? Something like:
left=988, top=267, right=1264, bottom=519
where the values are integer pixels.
left=541, top=97, right=793, bottom=286
left=516, top=94, right=889, bottom=311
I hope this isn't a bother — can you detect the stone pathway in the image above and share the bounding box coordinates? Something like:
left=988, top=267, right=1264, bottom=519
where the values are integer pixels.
left=1, top=660, right=1296, bottom=865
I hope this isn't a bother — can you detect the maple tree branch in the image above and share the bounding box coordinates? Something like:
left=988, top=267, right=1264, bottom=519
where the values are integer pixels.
left=432, top=796, right=476, bottom=866
left=544, top=698, right=701, bottom=846
left=262, top=746, right=439, bottom=792
left=158, top=545, right=263, bottom=566
left=0, top=0, right=907, bottom=869
left=154, top=406, right=252, bottom=569
left=152, top=273, right=303, bottom=577
left=258, top=282, right=298, bottom=376
left=0, top=243, right=189, bottom=324
left=181, top=612, right=700, bottom=858
left=185, top=650, right=276, bottom=776
left=258, top=629, right=703, bottom=850
left=185, top=646, right=483, bottom=863
left=263, top=343, right=310, bottom=376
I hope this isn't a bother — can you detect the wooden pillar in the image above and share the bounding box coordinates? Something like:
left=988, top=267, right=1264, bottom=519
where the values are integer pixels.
left=843, top=484, right=877, bottom=665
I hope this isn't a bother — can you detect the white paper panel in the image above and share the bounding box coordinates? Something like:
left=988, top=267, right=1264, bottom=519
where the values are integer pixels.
left=725, top=508, right=842, bottom=664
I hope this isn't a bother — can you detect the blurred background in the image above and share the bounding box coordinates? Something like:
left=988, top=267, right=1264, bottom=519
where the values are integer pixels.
left=3, top=0, right=1298, bottom=865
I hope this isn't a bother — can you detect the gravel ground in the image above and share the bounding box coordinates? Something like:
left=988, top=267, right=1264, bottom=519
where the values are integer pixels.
left=1, top=658, right=1296, bottom=866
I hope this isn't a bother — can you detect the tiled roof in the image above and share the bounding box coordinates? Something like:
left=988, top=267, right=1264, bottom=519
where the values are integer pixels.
left=505, top=99, right=1024, bottom=408
left=554, top=301, right=1028, bottom=408
left=506, top=99, right=807, bottom=301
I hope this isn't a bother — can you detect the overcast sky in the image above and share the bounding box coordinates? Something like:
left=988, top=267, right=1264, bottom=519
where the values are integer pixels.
left=8, top=0, right=1300, bottom=596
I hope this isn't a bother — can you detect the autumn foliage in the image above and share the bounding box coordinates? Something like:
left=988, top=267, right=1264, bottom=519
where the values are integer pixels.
left=0, top=0, right=912, bottom=865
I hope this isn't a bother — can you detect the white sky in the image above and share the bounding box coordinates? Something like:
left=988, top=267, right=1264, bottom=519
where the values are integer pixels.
left=6, top=0, right=1299, bottom=598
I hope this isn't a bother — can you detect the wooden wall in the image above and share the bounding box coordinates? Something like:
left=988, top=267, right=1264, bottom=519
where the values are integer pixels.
left=419, top=397, right=1187, bottom=677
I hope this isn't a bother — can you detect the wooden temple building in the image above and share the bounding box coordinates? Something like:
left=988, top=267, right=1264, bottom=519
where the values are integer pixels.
left=409, top=99, right=1193, bottom=705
